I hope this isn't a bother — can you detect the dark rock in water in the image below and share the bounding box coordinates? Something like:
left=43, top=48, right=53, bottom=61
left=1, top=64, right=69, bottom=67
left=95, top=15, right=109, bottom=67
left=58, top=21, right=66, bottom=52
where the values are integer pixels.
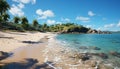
left=78, top=53, right=90, bottom=61
left=90, top=46, right=101, bottom=50
left=73, top=53, right=90, bottom=61
left=98, top=53, right=108, bottom=59
left=80, top=46, right=101, bottom=50
left=110, top=51, right=118, bottom=55
left=79, top=46, right=88, bottom=49
left=87, top=53, right=108, bottom=59
left=109, top=51, right=120, bottom=58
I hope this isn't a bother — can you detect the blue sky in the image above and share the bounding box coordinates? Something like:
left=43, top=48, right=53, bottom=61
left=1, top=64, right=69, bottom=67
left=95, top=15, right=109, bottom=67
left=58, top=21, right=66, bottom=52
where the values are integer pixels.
left=7, top=0, right=120, bottom=31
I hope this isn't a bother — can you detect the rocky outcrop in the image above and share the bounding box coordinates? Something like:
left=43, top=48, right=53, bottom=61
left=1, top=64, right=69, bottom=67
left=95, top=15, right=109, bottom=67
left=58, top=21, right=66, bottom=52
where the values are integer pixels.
left=87, top=29, right=111, bottom=34
left=60, top=28, right=111, bottom=34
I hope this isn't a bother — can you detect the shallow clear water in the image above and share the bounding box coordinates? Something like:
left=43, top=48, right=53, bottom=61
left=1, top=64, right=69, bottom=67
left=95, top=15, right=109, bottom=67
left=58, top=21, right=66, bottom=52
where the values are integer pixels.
left=56, top=33, right=120, bottom=53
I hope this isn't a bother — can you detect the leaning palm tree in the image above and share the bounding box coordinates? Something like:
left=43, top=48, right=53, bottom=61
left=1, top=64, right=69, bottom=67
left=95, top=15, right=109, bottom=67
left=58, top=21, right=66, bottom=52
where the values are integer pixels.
left=2, top=13, right=10, bottom=22
left=0, top=0, right=10, bottom=16
left=32, top=19, right=39, bottom=27
left=13, top=16, right=20, bottom=24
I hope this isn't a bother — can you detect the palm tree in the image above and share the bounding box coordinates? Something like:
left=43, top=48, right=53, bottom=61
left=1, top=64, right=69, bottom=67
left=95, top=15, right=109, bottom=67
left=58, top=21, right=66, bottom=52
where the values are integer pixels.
left=32, top=19, right=39, bottom=27
left=21, top=17, right=29, bottom=30
left=2, top=13, right=10, bottom=22
left=43, top=23, right=47, bottom=28
left=0, top=0, right=10, bottom=16
left=21, top=17, right=28, bottom=24
left=42, top=23, right=48, bottom=31
left=13, top=16, right=20, bottom=24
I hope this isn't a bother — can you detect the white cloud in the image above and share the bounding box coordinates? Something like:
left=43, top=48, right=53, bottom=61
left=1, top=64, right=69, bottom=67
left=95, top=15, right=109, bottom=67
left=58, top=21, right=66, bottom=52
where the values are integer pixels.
left=85, top=25, right=92, bottom=28
left=12, top=0, right=36, bottom=4
left=117, top=21, right=120, bottom=27
left=46, top=20, right=62, bottom=25
left=36, top=9, right=55, bottom=19
left=61, top=18, right=70, bottom=22
left=46, top=19, right=56, bottom=25
left=104, top=24, right=115, bottom=28
left=18, top=3, right=24, bottom=9
left=9, top=4, right=24, bottom=16
left=10, top=0, right=36, bottom=16
left=97, top=27, right=101, bottom=30
left=88, top=11, right=95, bottom=16
left=76, top=16, right=90, bottom=22
left=36, top=9, right=43, bottom=15
left=56, top=21, right=62, bottom=24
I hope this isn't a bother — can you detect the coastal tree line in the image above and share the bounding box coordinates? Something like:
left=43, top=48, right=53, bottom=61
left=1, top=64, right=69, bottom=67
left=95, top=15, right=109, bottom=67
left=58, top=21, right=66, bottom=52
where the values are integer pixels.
left=0, top=0, right=92, bottom=33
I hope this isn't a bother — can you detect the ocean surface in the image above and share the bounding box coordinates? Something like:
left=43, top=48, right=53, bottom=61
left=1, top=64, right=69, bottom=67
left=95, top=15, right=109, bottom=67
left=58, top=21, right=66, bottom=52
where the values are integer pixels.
left=56, top=33, right=120, bottom=68
left=56, top=33, right=120, bottom=53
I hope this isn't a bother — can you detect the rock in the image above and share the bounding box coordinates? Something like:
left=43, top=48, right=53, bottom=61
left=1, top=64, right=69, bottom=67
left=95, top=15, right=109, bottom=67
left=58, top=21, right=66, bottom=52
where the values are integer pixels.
left=90, top=46, right=101, bottom=50
left=98, top=53, right=108, bottom=59
left=79, top=46, right=88, bottom=49
left=110, top=51, right=118, bottom=55
left=79, top=54, right=90, bottom=61
left=109, top=51, right=120, bottom=58
left=73, top=53, right=90, bottom=61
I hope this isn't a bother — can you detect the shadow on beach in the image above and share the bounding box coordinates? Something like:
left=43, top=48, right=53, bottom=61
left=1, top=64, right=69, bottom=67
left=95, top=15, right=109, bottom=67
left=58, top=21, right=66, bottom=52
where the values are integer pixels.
left=1, top=58, right=54, bottom=69
left=21, top=36, right=49, bottom=44
left=21, top=41, right=43, bottom=44
left=0, top=37, right=13, bottom=39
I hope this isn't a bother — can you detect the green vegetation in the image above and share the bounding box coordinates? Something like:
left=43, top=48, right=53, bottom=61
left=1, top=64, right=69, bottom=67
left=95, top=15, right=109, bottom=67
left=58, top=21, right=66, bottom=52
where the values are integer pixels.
left=13, top=16, right=20, bottom=24
left=48, top=23, right=89, bottom=33
left=0, top=0, right=92, bottom=33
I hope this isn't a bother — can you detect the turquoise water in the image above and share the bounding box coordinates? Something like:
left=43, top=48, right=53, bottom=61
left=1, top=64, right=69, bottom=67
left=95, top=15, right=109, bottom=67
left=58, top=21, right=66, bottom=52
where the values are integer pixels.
left=56, top=33, right=120, bottom=53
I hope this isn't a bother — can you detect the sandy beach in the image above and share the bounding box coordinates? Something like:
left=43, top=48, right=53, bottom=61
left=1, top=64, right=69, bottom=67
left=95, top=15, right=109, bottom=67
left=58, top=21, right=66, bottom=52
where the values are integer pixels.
left=0, top=31, right=52, bottom=52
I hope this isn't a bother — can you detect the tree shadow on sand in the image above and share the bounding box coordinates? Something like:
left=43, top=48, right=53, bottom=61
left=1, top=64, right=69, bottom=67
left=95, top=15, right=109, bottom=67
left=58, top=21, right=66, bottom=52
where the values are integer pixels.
left=0, top=37, right=13, bottom=39
left=21, top=41, right=43, bottom=44
left=2, top=58, right=54, bottom=69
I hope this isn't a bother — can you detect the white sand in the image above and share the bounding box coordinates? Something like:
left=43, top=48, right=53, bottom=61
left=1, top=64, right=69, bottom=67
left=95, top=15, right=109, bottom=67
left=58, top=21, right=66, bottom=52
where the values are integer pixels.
left=0, top=31, right=53, bottom=52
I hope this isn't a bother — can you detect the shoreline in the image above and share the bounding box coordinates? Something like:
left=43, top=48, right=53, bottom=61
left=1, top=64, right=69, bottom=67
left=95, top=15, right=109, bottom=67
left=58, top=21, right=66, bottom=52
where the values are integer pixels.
left=0, top=31, right=119, bottom=69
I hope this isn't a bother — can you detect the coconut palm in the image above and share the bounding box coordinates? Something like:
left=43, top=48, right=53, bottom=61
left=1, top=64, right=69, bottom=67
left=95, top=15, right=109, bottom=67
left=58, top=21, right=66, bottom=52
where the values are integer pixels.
left=2, top=13, right=10, bottom=21
left=21, top=17, right=29, bottom=30
left=0, top=0, right=10, bottom=16
left=32, top=19, right=39, bottom=27
left=13, top=16, right=20, bottom=24
left=21, top=17, right=28, bottom=24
